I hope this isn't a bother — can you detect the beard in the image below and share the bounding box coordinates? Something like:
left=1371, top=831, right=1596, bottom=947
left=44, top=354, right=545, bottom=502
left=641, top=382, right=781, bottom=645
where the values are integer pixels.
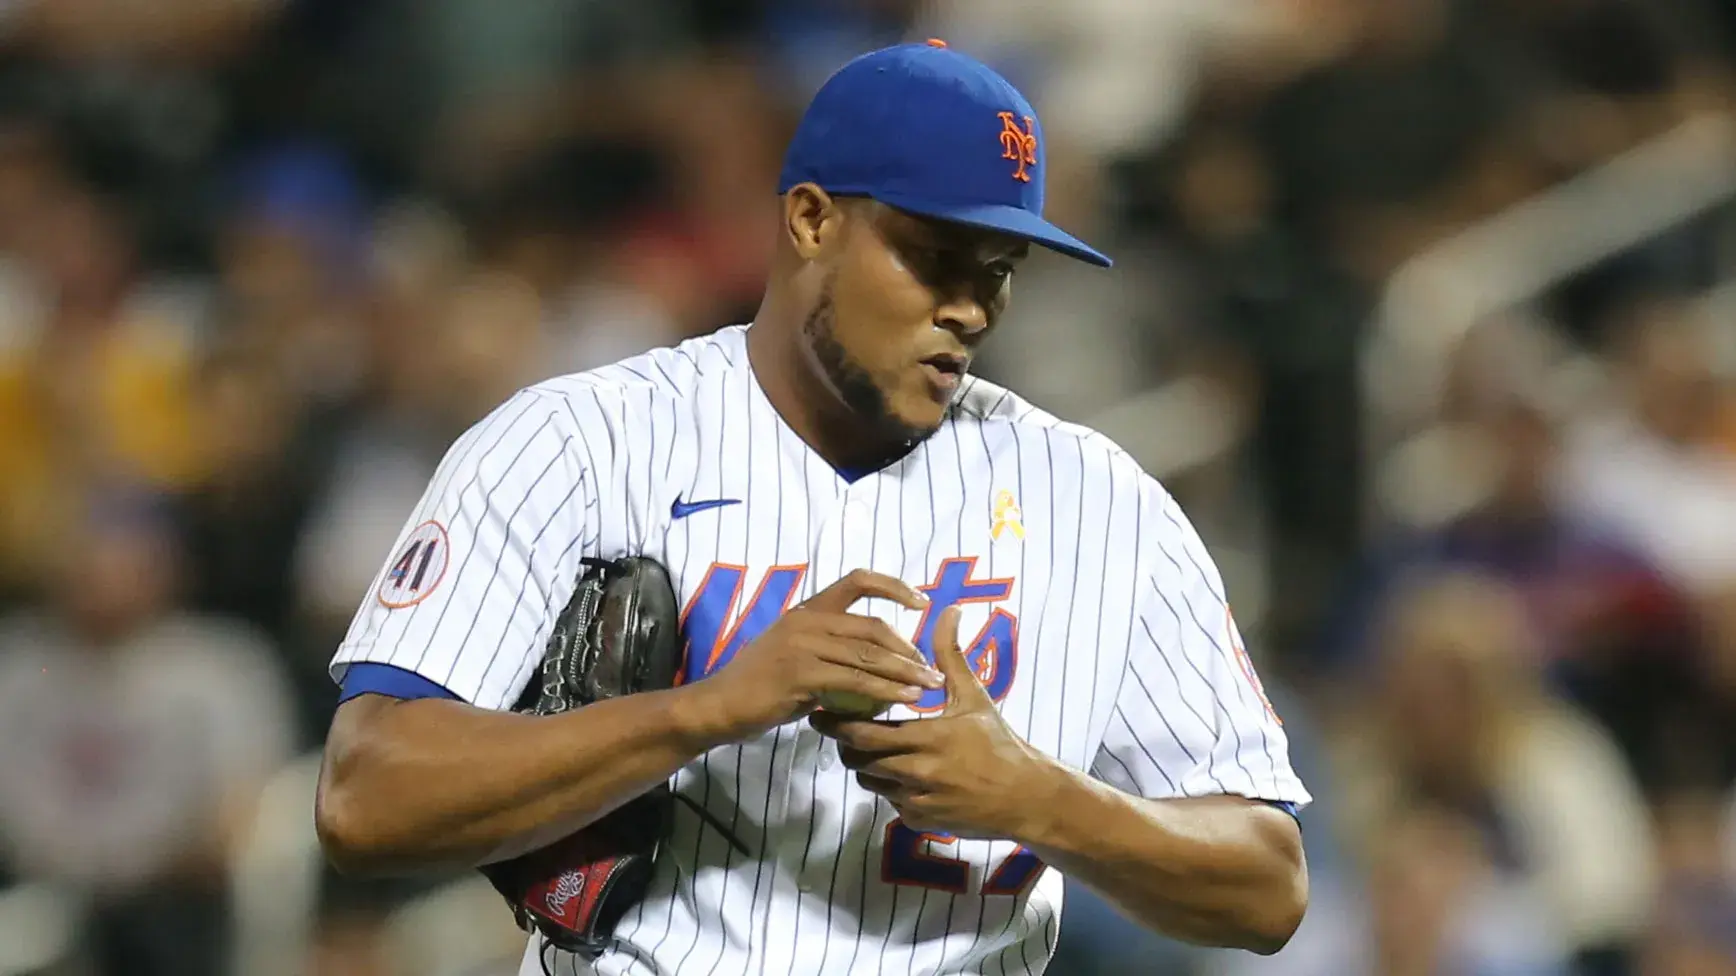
left=803, top=283, right=937, bottom=447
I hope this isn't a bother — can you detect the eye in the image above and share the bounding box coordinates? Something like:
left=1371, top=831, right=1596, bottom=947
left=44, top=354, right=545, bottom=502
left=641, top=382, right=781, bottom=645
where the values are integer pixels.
left=985, top=260, right=1016, bottom=281
left=895, top=243, right=948, bottom=281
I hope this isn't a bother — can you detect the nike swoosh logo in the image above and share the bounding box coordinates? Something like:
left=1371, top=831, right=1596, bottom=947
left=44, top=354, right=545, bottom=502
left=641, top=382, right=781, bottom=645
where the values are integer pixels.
left=671, top=496, right=742, bottom=520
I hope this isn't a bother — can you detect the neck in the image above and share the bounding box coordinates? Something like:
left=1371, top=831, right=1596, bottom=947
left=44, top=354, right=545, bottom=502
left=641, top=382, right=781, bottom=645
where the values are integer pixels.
left=745, top=303, right=906, bottom=474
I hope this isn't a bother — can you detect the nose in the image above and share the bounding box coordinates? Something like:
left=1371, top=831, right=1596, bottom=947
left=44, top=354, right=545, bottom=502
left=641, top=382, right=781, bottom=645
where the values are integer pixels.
left=933, top=293, right=989, bottom=338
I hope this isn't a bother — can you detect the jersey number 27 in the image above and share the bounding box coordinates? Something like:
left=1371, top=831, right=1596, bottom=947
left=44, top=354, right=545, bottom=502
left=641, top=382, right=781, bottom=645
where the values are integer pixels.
left=882, top=821, right=1045, bottom=897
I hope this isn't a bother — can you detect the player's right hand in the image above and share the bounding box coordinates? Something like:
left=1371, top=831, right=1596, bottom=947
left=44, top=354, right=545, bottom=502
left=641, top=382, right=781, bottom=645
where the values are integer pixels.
left=693, top=570, right=942, bottom=741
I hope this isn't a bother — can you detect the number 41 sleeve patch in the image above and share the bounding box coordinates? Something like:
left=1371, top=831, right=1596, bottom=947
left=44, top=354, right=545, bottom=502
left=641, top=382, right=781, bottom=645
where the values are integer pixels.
left=378, top=520, right=451, bottom=608
left=1227, top=606, right=1281, bottom=725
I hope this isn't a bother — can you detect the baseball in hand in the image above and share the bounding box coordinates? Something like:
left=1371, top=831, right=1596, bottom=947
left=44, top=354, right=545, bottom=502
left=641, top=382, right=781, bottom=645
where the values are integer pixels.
left=816, top=690, right=890, bottom=718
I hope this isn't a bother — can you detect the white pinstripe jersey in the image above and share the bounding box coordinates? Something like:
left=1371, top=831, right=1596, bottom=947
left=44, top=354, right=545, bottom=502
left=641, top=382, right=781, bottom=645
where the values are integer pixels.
left=331, top=324, right=1311, bottom=975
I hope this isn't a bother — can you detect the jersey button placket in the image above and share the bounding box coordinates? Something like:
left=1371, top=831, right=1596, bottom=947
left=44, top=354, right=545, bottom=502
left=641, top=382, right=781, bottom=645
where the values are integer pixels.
left=758, top=479, right=847, bottom=975
left=796, top=482, right=877, bottom=922
left=771, top=474, right=879, bottom=969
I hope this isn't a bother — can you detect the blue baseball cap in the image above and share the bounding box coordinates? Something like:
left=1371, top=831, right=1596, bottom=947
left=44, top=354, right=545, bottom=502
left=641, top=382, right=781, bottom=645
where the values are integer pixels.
left=777, top=40, right=1112, bottom=268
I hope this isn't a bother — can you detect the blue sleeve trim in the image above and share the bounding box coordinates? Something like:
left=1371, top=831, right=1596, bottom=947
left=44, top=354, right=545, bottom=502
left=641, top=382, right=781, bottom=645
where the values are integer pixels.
left=1262, top=800, right=1301, bottom=820
left=338, top=663, right=463, bottom=705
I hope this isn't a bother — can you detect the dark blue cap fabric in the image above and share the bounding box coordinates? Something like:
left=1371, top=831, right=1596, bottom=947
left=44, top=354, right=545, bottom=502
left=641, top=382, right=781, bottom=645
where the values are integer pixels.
left=777, top=40, right=1112, bottom=268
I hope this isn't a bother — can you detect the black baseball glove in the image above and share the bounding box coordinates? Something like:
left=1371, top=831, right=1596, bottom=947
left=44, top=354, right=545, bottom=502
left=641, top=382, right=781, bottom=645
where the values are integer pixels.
left=478, top=555, right=745, bottom=962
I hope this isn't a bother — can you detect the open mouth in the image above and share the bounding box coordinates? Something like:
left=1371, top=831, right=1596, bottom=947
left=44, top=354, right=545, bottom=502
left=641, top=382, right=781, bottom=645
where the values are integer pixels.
left=922, top=353, right=968, bottom=378
left=919, top=353, right=968, bottom=400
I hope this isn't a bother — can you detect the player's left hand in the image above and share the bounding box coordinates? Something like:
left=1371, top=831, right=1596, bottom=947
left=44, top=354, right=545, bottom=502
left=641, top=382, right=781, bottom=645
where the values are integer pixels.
left=808, top=606, right=1063, bottom=841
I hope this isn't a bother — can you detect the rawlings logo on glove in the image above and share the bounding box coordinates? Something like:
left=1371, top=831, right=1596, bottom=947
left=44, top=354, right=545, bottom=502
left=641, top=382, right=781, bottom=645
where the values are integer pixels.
left=479, top=556, right=748, bottom=964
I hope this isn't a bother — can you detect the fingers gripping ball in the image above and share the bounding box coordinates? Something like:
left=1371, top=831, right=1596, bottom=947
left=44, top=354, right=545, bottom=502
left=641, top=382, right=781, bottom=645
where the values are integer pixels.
left=816, top=690, right=891, bottom=718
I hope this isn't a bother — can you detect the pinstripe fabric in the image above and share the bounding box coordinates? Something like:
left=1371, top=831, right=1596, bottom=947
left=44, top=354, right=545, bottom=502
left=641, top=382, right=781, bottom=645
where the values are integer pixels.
left=329, top=325, right=1310, bottom=976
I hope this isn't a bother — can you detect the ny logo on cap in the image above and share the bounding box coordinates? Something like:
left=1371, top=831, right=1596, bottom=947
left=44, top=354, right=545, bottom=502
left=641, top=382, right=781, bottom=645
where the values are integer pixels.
left=997, top=112, right=1037, bottom=183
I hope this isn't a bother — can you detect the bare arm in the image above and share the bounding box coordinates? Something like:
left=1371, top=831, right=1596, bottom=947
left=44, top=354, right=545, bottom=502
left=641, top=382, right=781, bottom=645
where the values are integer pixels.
left=1022, top=767, right=1307, bottom=954
left=316, top=570, right=939, bottom=877
left=315, top=684, right=734, bottom=876
left=819, top=604, right=1309, bottom=954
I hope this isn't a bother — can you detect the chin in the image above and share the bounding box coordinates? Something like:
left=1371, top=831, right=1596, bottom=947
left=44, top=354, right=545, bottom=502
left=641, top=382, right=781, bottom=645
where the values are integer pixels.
left=849, top=374, right=950, bottom=445
left=889, top=400, right=948, bottom=439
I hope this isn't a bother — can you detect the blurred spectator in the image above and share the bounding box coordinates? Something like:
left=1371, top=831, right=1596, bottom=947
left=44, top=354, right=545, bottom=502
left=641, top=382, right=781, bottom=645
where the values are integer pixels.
left=522, top=56, right=782, bottom=351
left=4, top=0, right=282, bottom=65
left=1640, top=792, right=1736, bottom=976
left=1142, top=118, right=1372, bottom=653
left=915, top=0, right=1319, bottom=167
left=1547, top=295, right=1736, bottom=791
left=413, top=0, right=688, bottom=197
left=177, top=344, right=327, bottom=691
left=0, top=0, right=289, bottom=260
left=282, top=200, right=466, bottom=645
left=1332, top=571, right=1657, bottom=969
left=1482, top=0, right=1705, bottom=175
left=1556, top=295, right=1736, bottom=596
left=0, top=0, right=1726, bottom=970
left=295, top=265, right=547, bottom=665
left=1672, top=583, right=1736, bottom=795
left=0, top=491, right=294, bottom=976
left=1364, top=806, right=1571, bottom=976
left=214, top=142, right=372, bottom=408
left=1219, top=804, right=1571, bottom=976
left=0, top=171, right=206, bottom=600
left=1331, top=316, right=1716, bottom=798
left=1250, top=0, right=1517, bottom=279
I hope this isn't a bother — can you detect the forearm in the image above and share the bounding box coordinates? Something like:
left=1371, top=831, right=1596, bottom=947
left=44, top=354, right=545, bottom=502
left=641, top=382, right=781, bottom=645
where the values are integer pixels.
left=1020, top=765, right=1307, bottom=954
left=316, top=684, right=731, bottom=875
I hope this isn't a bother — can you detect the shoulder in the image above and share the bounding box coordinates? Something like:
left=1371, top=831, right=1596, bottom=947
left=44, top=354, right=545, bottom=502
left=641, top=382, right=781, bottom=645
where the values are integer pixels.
left=951, top=379, right=1221, bottom=589
left=950, top=376, right=1157, bottom=490
left=483, top=325, right=750, bottom=456
left=528, top=325, right=749, bottom=414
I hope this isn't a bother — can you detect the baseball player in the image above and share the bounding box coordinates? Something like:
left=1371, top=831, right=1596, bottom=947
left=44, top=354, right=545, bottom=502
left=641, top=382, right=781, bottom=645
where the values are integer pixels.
left=316, top=40, right=1311, bottom=975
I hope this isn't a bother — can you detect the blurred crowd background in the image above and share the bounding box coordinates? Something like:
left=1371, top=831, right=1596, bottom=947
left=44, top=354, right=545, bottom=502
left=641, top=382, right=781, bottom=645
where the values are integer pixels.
left=0, top=0, right=1734, bottom=974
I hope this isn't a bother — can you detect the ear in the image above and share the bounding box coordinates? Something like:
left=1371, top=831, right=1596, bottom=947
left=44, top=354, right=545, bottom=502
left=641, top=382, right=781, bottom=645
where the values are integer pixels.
left=783, top=183, right=843, bottom=262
